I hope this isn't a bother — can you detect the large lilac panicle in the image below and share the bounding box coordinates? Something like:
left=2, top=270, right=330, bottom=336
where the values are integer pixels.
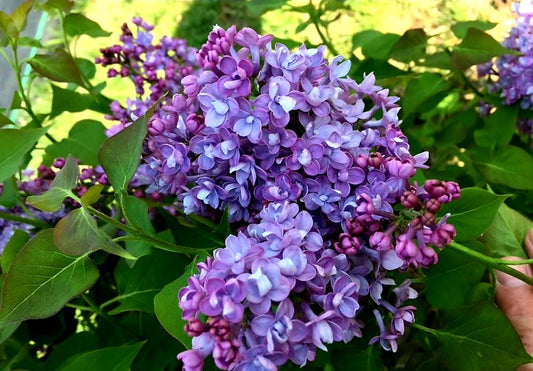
left=177, top=200, right=436, bottom=370
left=138, top=25, right=434, bottom=227
left=477, top=0, right=533, bottom=135
left=96, top=17, right=199, bottom=134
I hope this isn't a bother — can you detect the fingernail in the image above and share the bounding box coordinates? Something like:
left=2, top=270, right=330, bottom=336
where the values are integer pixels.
left=496, top=265, right=531, bottom=288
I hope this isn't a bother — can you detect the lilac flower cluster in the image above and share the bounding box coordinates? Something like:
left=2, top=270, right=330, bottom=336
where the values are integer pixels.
left=96, top=17, right=198, bottom=135
left=150, top=25, right=462, bottom=370
left=477, top=0, right=533, bottom=135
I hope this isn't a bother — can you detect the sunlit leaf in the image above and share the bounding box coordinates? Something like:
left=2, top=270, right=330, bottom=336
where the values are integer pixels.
left=451, top=28, right=519, bottom=70
left=10, top=0, right=34, bottom=33
left=388, top=28, right=427, bottom=62
left=0, top=230, right=99, bottom=323
left=0, top=127, right=48, bottom=183
left=0, top=12, right=18, bottom=46
left=80, top=184, right=104, bottom=207
left=45, top=120, right=107, bottom=166
left=64, top=13, right=111, bottom=38
left=29, top=48, right=85, bottom=86
left=451, top=21, right=497, bottom=39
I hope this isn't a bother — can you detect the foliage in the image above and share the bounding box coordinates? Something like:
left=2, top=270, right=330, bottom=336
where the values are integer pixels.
left=0, top=0, right=532, bottom=370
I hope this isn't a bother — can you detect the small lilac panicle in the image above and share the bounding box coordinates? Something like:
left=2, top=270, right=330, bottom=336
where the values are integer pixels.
left=477, top=0, right=533, bottom=136
left=108, top=24, right=464, bottom=370
left=96, top=17, right=199, bottom=133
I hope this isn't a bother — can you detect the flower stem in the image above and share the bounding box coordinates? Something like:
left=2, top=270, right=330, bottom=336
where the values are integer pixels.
left=0, top=210, right=50, bottom=228
left=448, top=241, right=533, bottom=286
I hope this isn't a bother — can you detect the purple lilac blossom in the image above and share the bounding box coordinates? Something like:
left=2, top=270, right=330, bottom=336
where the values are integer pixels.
left=477, top=0, right=533, bottom=136
left=96, top=23, right=460, bottom=370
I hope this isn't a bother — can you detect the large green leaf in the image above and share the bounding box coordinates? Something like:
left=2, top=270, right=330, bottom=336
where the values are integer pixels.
left=45, top=120, right=107, bottom=166
left=388, top=28, right=427, bottom=63
left=0, top=230, right=99, bottom=323
left=439, top=187, right=507, bottom=242
left=419, top=302, right=533, bottom=370
left=54, top=208, right=134, bottom=259
left=483, top=203, right=533, bottom=258
left=27, top=155, right=78, bottom=212
left=451, top=21, right=497, bottom=39
left=451, top=28, right=518, bottom=70
left=57, top=341, right=146, bottom=371
left=0, top=127, right=49, bottom=182
left=402, top=73, right=450, bottom=118
left=29, top=48, right=85, bottom=86
left=63, top=13, right=111, bottom=38
left=352, top=30, right=400, bottom=60
left=424, top=241, right=486, bottom=310
left=474, top=105, right=518, bottom=149
left=50, top=85, right=111, bottom=118
left=98, top=100, right=160, bottom=191
left=104, top=249, right=188, bottom=315
left=475, top=145, right=533, bottom=190
left=154, top=251, right=209, bottom=347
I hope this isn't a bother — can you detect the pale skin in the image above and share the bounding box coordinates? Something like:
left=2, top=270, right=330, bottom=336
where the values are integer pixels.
left=495, top=229, right=533, bottom=371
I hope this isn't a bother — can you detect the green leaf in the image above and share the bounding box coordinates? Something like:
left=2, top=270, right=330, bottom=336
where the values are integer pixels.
left=388, top=28, right=428, bottom=62
left=0, top=176, right=19, bottom=208
left=75, top=58, right=96, bottom=80
left=0, top=127, right=48, bottom=183
left=474, top=105, right=518, bottom=149
left=483, top=203, right=533, bottom=258
left=476, top=145, right=533, bottom=190
left=0, top=229, right=99, bottom=323
left=402, top=73, right=450, bottom=117
left=332, top=345, right=385, bottom=371
left=45, top=120, right=107, bottom=166
left=420, top=302, right=533, bottom=370
left=121, top=195, right=155, bottom=235
left=80, top=184, right=104, bottom=207
left=418, top=51, right=452, bottom=70
left=0, top=112, right=14, bottom=128
left=352, top=30, right=400, bottom=60
left=0, top=230, right=30, bottom=273
left=10, top=0, right=34, bottom=33
left=50, top=85, right=111, bottom=118
left=54, top=208, right=134, bottom=259
left=163, top=211, right=226, bottom=250
left=154, top=251, right=209, bottom=347
left=27, top=155, right=78, bottom=212
left=105, top=249, right=188, bottom=315
left=439, top=187, right=508, bottom=242
left=64, top=13, right=111, bottom=38
left=451, top=28, right=519, bottom=70
left=10, top=91, right=21, bottom=110
left=0, top=12, right=18, bottom=46
left=98, top=100, right=160, bottom=191
left=40, top=0, right=74, bottom=13
left=42, top=332, right=99, bottom=370
left=424, top=241, right=486, bottom=310
left=57, top=341, right=146, bottom=371
left=451, top=21, right=497, bottom=39
left=247, top=0, right=289, bottom=17
left=29, top=48, right=84, bottom=86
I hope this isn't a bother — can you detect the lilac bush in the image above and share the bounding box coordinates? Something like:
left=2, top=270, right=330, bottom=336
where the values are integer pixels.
left=96, top=23, right=461, bottom=370
left=478, top=0, right=533, bottom=136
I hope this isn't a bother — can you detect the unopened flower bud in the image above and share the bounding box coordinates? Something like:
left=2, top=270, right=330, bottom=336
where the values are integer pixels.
left=185, top=318, right=205, bottom=337
left=368, top=152, right=383, bottom=168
